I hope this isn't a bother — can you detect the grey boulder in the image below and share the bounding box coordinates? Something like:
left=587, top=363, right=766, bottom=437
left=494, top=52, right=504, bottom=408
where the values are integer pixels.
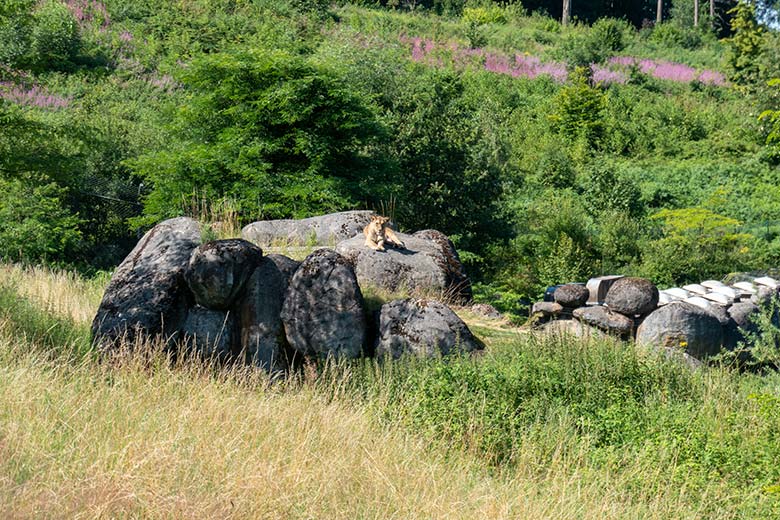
left=281, top=249, right=367, bottom=359
left=636, top=302, right=723, bottom=360
left=180, top=305, right=237, bottom=361
left=266, top=253, right=300, bottom=289
left=242, top=210, right=375, bottom=247
left=237, top=256, right=291, bottom=370
left=91, top=217, right=201, bottom=351
left=723, top=302, right=759, bottom=350
left=605, top=277, right=659, bottom=316
left=335, top=230, right=472, bottom=303
left=375, top=299, right=483, bottom=359
left=554, top=284, right=590, bottom=308
left=185, top=239, right=263, bottom=310
left=541, top=319, right=605, bottom=339
left=573, top=305, right=633, bottom=336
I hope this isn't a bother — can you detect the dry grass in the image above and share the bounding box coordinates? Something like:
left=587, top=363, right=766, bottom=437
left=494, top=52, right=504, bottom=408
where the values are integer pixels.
left=0, top=264, right=760, bottom=519
left=0, top=340, right=707, bottom=520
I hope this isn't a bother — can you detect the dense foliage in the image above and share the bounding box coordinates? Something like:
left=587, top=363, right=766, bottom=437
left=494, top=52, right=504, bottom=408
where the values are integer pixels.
left=1, top=0, right=780, bottom=313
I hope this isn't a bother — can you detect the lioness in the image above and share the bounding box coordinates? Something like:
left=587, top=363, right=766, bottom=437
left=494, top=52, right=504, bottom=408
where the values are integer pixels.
left=363, top=215, right=405, bottom=252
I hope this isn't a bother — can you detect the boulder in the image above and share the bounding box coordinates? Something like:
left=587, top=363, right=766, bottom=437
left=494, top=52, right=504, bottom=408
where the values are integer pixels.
left=636, top=302, right=723, bottom=360
left=751, top=285, right=777, bottom=306
left=180, top=306, right=237, bottom=361
left=237, top=257, right=289, bottom=370
left=554, top=284, right=589, bottom=308
left=541, top=319, right=605, bottom=339
left=573, top=305, right=633, bottom=336
left=281, top=249, right=367, bottom=359
left=91, top=217, right=201, bottom=351
left=412, top=230, right=472, bottom=302
left=605, top=277, right=659, bottom=316
left=335, top=230, right=472, bottom=303
left=266, top=254, right=300, bottom=289
left=375, top=299, right=484, bottom=359
left=185, top=239, right=263, bottom=310
left=470, top=303, right=502, bottom=319
left=242, top=211, right=375, bottom=247
left=723, top=302, right=759, bottom=350
left=532, top=301, right=564, bottom=317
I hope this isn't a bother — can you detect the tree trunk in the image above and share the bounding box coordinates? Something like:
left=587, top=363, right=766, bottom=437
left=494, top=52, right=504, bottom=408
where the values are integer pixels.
left=694, top=0, right=699, bottom=26
left=562, top=0, right=571, bottom=26
left=710, top=0, right=714, bottom=24
left=657, top=0, right=663, bottom=23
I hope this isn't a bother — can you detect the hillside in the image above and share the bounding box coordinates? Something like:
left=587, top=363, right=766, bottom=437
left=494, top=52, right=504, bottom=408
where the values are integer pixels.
left=2, top=1, right=780, bottom=317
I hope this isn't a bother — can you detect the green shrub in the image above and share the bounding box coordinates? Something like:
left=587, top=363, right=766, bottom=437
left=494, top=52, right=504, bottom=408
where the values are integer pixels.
left=0, top=178, right=82, bottom=263
left=30, top=0, right=81, bottom=70
left=650, top=22, right=703, bottom=50
left=548, top=68, right=606, bottom=147
left=590, top=17, right=628, bottom=52
left=462, top=6, right=506, bottom=25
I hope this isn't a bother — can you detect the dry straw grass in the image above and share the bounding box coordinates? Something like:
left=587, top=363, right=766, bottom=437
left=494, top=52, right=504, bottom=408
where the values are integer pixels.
left=0, top=264, right=733, bottom=519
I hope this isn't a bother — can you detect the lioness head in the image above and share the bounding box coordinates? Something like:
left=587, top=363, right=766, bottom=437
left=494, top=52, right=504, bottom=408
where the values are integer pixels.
left=371, top=215, right=390, bottom=227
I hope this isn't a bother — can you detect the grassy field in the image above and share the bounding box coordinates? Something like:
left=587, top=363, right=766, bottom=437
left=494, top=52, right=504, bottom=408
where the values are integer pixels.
left=1, top=263, right=779, bottom=518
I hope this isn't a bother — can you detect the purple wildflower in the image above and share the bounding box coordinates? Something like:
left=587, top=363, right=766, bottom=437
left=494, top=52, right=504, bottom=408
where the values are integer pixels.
left=0, top=83, right=71, bottom=109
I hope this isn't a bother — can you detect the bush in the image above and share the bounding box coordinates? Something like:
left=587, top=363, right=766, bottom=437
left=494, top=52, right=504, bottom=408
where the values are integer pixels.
left=30, top=0, right=81, bottom=70
left=650, top=22, right=703, bottom=50
left=462, top=6, right=506, bottom=25
left=590, top=17, right=628, bottom=53
left=0, top=178, right=82, bottom=263
left=548, top=68, right=606, bottom=148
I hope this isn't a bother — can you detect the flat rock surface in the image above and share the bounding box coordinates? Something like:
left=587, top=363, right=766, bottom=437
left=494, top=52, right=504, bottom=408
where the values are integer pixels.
left=242, top=211, right=375, bottom=247
left=375, top=299, right=483, bottom=359
left=92, top=217, right=201, bottom=351
left=281, top=249, right=367, bottom=359
left=336, top=230, right=472, bottom=303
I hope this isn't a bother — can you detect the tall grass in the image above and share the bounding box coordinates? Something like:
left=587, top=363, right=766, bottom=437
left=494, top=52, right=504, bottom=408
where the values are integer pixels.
left=1, top=263, right=780, bottom=518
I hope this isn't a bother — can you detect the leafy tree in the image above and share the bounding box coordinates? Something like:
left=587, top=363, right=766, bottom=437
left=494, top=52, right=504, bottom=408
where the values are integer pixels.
left=385, top=67, right=506, bottom=250
left=759, top=78, right=780, bottom=162
left=131, top=48, right=393, bottom=224
left=548, top=67, right=606, bottom=148
left=726, top=1, right=765, bottom=87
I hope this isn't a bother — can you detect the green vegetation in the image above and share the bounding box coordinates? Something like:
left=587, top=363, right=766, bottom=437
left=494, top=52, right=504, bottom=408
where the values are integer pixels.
left=1, top=0, right=779, bottom=310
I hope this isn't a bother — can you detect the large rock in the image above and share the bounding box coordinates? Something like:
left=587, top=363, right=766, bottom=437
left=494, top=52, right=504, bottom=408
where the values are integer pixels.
left=242, top=211, right=375, bottom=247
left=180, top=306, right=237, bottom=361
left=280, top=249, right=367, bottom=359
left=237, top=257, right=289, bottom=370
left=723, top=302, right=759, bottom=350
left=554, top=284, right=590, bottom=308
left=375, top=299, right=483, bottom=359
left=573, top=305, right=633, bottom=336
left=541, top=319, right=605, bottom=339
left=412, top=230, right=472, bottom=302
left=636, top=302, right=724, bottom=360
left=605, top=277, right=659, bottom=316
left=335, top=230, right=472, bottom=303
left=185, top=239, right=263, bottom=310
left=92, top=217, right=201, bottom=351
left=266, top=254, right=300, bottom=288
